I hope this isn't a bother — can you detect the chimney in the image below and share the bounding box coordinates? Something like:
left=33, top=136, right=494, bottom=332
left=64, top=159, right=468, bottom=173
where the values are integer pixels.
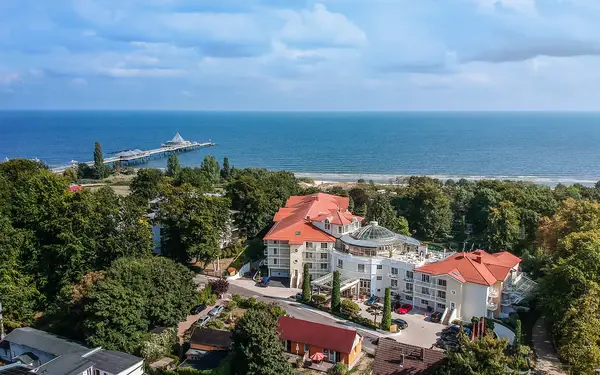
left=399, top=354, right=405, bottom=368
left=474, top=256, right=482, bottom=264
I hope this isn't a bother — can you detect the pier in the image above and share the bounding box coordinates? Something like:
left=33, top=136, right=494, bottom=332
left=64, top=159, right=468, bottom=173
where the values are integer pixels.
left=50, top=133, right=215, bottom=173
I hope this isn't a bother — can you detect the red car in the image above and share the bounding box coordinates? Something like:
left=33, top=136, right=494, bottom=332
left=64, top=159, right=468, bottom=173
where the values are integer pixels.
left=397, top=304, right=413, bottom=314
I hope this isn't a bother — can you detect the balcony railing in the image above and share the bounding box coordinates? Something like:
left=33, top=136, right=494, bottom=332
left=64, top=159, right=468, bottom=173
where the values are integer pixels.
left=414, top=291, right=434, bottom=300
left=402, top=289, right=413, bottom=294
left=390, top=285, right=399, bottom=290
left=389, top=273, right=399, bottom=279
left=404, top=277, right=414, bottom=283
left=435, top=295, right=446, bottom=303
left=415, top=279, right=447, bottom=290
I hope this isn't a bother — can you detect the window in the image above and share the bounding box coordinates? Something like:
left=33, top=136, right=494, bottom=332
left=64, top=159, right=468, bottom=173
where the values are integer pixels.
left=437, top=303, right=446, bottom=309
left=95, top=370, right=100, bottom=375
left=422, top=287, right=429, bottom=295
left=360, top=279, right=370, bottom=288
left=422, top=274, right=430, bottom=283
left=294, top=269, right=299, bottom=277
left=273, top=248, right=278, bottom=255
left=337, top=259, right=343, bottom=269
left=421, top=299, right=429, bottom=305
left=377, top=289, right=381, bottom=292
left=358, top=264, right=365, bottom=273
left=438, top=279, right=447, bottom=287
left=324, top=219, right=331, bottom=230
left=450, top=302, right=456, bottom=309
left=306, top=242, right=313, bottom=248
left=377, top=265, right=382, bottom=270
left=305, top=252, right=314, bottom=259
left=338, top=226, right=343, bottom=234
left=405, top=295, right=413, bottom=301
left=273, top=240, right=279, bottom=244
left=391, top=267, right=399, bottom=275
left=405, top=283, right=413, bottom=291
left=304, top=343, right=309, bottom=353
left=437, top=291, right=446, bottom=299
left=406, top=271, right=413, bottom=279
left=273, top=258, right=278, bottom=265
left=320, top=253, right=328, bottom=260
left=391, top=279, right=398, bottom=287
left=307, top=263, right=313, bottom=269
left=321, top=242, right=328, bottom=249
left=376, top=276, right=382, bottom=280
left=320, top=263, right=328, bottom=270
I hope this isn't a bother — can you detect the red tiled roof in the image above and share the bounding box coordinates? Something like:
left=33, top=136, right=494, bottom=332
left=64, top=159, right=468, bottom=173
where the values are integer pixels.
left=265, top=193, right=362, bottom=245
left=277, top=316, right=359, bottom=354
left=414, top=250, right=521, bottom=286
left=372, top=338, right=446, bottom=375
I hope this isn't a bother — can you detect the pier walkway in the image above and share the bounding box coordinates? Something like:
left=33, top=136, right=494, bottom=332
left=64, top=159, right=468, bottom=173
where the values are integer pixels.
left=50, top=133, right=215, bottom=173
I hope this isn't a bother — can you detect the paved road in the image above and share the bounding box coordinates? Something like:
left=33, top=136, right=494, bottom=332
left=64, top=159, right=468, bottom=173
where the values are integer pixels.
left=226, top=282, right=380, bottom=353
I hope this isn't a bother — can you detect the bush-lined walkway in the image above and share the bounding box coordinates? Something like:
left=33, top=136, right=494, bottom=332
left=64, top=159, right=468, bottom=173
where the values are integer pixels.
left=532, top=317, right=566, bottom=375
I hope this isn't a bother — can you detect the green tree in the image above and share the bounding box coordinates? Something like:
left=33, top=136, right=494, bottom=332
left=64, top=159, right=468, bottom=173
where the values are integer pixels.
left=130, top=168, right=164, bottom=201
left=166, top=154, right=181, bottom=178
left=439, top=332, right=513, bottom=375
left=200, top=155, right=220, bottom=184
left=513, top=319, right=522, bottom=350
left=221, top=157, right=231, bottom=181
left=174, top=167, right=212, bottom=191
left=231, top=308, right=293, bottom=375
left=354, top=203, right=367, bottom=217
left=93, top=141, right=109, bottom=179
left=159, top=184, right=231, bottom=264
left=557, top=283, right=600, bottom=374
left=302, top=263, right=311, bottom=302
left=366, top=194, right=397, bottom=227
left=405, top=183, right=453, bottom=239
left=63, top=167, right=78, bottom=183
left=331, top=270, right=341, bottom=313
left=487, top=201, right=522, bottom=252
left=381, top=288, right=392, bottom=331
left=83, top=257, right=196, bottom=352
left=0, top=215, right=40, bottom=329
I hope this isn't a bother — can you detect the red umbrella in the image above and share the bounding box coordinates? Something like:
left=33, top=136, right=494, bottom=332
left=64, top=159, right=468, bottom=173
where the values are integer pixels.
left=311, top=352, right=325, bottom=362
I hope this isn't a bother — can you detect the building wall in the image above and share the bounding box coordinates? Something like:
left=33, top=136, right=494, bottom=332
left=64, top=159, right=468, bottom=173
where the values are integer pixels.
left=462, top=283, right=489, bottom=320
left=113, top=361, right=144, bottom=375
left=444, top=277, right=463, bottom=318
left=283, top=340, right=357, bottom=366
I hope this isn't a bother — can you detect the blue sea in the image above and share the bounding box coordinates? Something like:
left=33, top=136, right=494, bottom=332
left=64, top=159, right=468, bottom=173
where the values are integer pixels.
left=1, top=111, right=600, bottom=186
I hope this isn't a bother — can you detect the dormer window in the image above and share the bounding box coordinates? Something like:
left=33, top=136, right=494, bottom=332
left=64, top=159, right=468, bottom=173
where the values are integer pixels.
left=324, top=219, right=331, bottom=230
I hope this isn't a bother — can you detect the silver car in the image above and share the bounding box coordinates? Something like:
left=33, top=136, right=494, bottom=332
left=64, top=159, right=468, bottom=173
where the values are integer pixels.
left=208, top=305, right=224, bottom=317
left=197, top=315, right=211, bottom=327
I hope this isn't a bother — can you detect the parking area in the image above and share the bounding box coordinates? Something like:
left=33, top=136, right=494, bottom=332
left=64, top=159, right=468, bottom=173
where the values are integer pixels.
left=266, top=277, right=290, bottom=288
left=357, top=302, right=443, bottom=348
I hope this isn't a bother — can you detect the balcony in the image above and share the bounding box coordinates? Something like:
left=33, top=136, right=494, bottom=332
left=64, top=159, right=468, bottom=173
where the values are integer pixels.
left=390, top=285, right=399, bottom=290
left=487, top=302, right=498, bottom=311
left=402, top=289, right=413, bottom=294
left=389, top=273, right=400, bottom=279
left=435, top=296, right=446, bottom=303
left=404, top=277, right=414, bottom=283
left=488, top=288, right=499, bottom=298
left=414, top=291, right=433, bottom=300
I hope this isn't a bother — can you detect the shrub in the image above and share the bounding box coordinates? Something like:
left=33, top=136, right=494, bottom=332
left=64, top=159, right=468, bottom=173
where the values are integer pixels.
left=311, top=294, right=327, bottom=306
left=210, top=279, right=229, bottom=297
left=340, top=299, right=360, bottom=317
left=328, top=362, right=348, bottom=375
left=205, top=319, right=225, bottom=330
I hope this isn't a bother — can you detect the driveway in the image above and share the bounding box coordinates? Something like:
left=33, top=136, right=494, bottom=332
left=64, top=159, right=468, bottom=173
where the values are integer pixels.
left=177, top=304, right=217, bottom=345
left=357, top=303, right=442, bottom=348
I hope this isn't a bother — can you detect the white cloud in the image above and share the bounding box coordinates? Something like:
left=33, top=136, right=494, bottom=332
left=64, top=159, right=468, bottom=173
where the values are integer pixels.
left=278, top=3, right=367, bottom=48
left=473, top=0, right=537, bottom=15
left=0, top=72, right=20, bottom=86
left=99, top=67, right=184, bottom=78
left=71, top=77, right=88, bottom=86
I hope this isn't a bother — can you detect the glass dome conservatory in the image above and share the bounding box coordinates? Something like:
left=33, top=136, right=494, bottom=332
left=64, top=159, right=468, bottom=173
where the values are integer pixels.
left=338, top=221, right=422, bottom=257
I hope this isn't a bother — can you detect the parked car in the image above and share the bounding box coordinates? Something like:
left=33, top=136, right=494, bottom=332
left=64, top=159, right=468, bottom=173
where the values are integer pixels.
left=208, top=305, right=224, bottom=317
left=295, top=292, right=303, bottom=300
left=397, top=304, right=413, bottom=314
left=393, top=318, right=408, bottom=330
left=365, top=295, right=378, bottom=306
left=190, top=304, right=206, bottom=315
left=197, top=315, right=211, bottom=327
left=430, top=311, right=443, bottom=323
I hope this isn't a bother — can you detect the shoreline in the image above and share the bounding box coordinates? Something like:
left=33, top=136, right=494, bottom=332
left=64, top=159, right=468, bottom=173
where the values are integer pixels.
left=294, top=172, right=600, bottom=187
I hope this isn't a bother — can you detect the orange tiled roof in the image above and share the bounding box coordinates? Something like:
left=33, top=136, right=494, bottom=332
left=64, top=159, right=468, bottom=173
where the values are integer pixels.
left=264, top=193, right=362, bottom=245
left=414, top=250, right=521, bottom=286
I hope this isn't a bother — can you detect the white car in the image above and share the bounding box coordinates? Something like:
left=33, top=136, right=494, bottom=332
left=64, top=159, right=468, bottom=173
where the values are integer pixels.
left=208, top=305, right=224, bottom=317
left=197, top=315, right=211, bottom=327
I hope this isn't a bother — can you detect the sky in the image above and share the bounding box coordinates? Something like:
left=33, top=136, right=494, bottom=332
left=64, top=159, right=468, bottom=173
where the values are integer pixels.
left=1, top=0, right=600, bottom=110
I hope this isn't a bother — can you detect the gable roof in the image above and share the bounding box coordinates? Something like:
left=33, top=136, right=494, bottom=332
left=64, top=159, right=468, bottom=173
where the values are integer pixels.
left=265, top=193, right=362, bottom=245
left=2, top=327, right=88, bottom=356
left=84, top=350, right=143, bottom=374
left=190, top=329, right=232, bottom=349
left=277, top=316, right=359, bottom=354
left=372, top=338, right=446, bottom=375
left=414, top=250, right=520, bottom=286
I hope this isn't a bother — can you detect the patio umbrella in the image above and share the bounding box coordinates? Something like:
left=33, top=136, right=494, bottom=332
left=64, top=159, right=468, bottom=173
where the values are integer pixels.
left=310, top=352, right=325, bottom=362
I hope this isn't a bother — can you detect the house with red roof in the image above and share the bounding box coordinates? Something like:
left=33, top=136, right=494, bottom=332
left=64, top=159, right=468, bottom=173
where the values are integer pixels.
left=277, top=316, right=363, bottom=369
left=264, top=193, right=363, bottom=287
left=413, top=250, right=535, bottom=322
